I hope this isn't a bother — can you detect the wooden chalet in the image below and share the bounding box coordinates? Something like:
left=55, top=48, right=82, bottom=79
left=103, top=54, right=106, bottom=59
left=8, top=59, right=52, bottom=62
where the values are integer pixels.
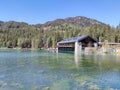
left=57, top=35, right=98, bottom=53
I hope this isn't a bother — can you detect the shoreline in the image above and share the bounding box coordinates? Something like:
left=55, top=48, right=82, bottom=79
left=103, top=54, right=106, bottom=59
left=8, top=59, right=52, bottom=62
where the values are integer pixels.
left=0, top=47, right=57, bottom=52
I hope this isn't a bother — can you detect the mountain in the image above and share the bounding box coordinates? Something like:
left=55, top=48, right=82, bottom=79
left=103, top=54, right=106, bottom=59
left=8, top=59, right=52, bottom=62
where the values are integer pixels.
left=0, top=21, right=29, bottom=29
left=43, top=16, right=107, bottom=30
left=0, top=16, right=108, bottom=31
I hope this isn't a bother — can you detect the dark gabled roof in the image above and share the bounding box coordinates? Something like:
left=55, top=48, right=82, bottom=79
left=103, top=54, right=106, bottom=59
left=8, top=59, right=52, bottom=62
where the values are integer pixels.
left=58, top=35, right=98, bottom=44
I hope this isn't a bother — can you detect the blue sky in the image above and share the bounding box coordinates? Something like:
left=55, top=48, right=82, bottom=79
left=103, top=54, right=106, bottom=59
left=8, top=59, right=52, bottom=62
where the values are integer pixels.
left=0, top=0, right=119, bottom=26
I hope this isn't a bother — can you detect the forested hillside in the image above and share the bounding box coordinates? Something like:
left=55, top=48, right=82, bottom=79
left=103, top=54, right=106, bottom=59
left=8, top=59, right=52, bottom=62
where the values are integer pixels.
left=0, top=16, right=120, bottom=49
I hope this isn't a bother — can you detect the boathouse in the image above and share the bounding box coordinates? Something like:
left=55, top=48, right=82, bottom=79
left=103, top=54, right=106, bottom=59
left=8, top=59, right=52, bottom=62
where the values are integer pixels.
left=57, top=35, right=98, bottom=53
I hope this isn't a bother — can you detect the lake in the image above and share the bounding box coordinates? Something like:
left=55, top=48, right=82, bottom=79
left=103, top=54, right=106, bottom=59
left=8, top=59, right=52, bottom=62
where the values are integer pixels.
left=0, top=49, right=120, bottom=90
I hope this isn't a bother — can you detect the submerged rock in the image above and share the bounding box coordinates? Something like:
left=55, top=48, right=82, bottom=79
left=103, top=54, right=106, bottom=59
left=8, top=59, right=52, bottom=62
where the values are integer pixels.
left=43, top=87, right=50, bottom=90
left=0, top=81, right=7, bottom=88
left=80, top=81, right=87, bottom=87
left=88, top=84, right=100, bottom=90
left=10, top=82, right=23, bottom=89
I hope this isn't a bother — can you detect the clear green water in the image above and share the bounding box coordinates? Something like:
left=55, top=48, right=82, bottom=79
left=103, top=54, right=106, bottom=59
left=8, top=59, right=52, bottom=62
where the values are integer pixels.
left=0, top=49, right=120, bottom=90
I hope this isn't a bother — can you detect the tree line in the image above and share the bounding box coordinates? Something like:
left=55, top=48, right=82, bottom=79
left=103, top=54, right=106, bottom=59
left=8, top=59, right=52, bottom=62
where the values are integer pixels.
left=0, top=21, right=120, bottom=49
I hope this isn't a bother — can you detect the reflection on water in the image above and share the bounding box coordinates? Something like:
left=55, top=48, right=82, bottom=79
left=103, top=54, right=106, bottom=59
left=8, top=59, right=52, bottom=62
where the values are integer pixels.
left=74, top=53, right=120, bottom=89
left=0, top=49, right=120, bottom=90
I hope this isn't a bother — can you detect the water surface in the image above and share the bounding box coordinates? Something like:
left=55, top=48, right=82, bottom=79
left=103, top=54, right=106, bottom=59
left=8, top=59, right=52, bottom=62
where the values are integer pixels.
left=0, top=49, right=120, bottom=90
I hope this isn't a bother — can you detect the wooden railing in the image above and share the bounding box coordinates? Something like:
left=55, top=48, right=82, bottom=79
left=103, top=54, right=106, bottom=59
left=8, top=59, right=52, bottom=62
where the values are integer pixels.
left=58, top=44, right=75, bottom=47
